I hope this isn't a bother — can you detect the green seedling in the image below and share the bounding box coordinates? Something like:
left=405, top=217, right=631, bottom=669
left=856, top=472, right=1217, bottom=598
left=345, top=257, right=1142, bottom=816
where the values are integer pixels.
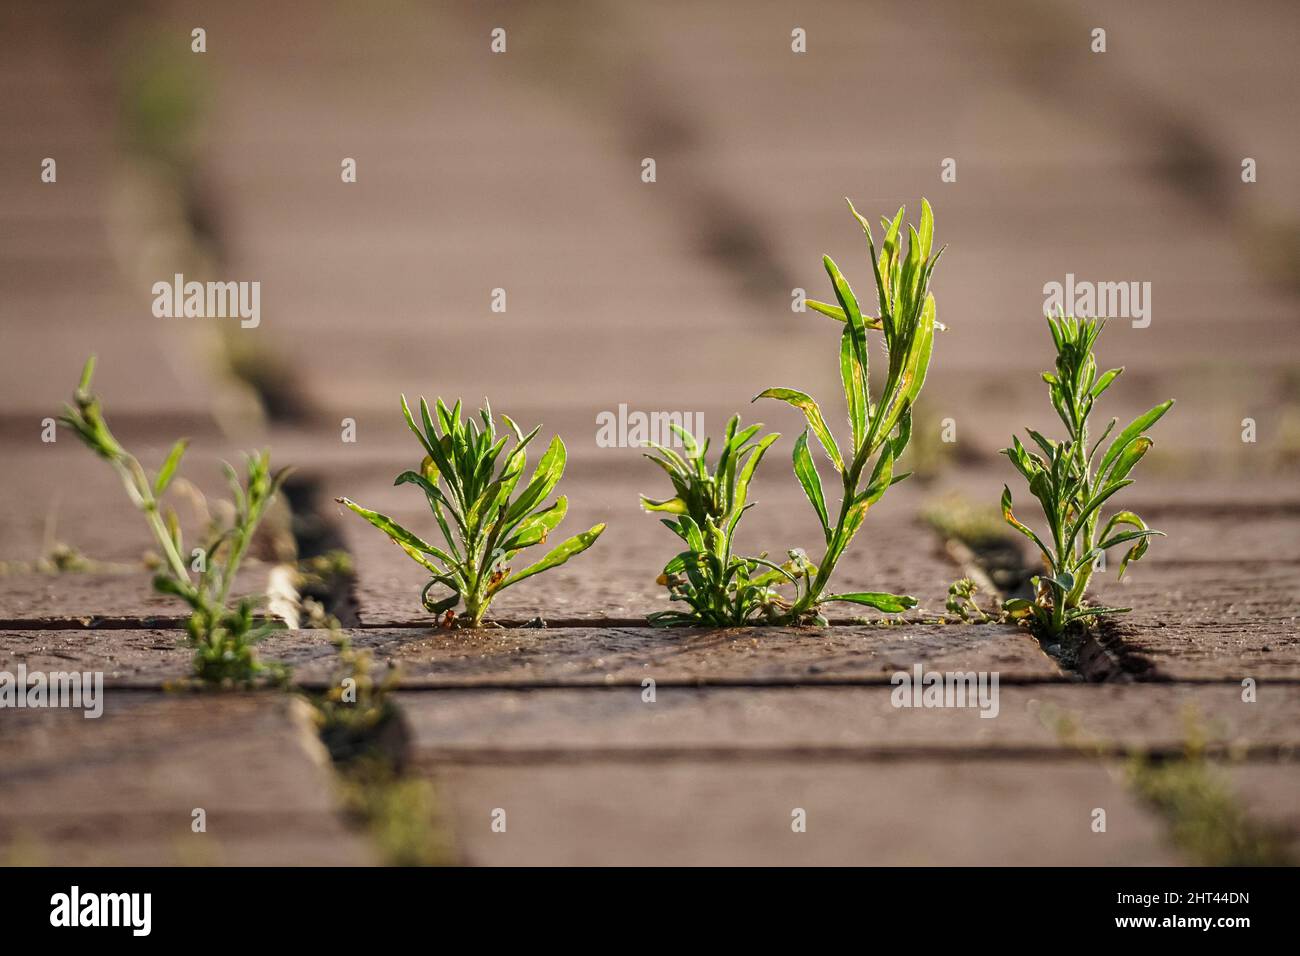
left=1000, top=315, right=1173, bottom=639
left=756, top=198, right=943, bottom=623
left=641, top=415, right=796, bottom=626
left=59, top=356, right=289, bottom=685
left=945, top=578, right=993, bottom=623
left=338, top=396, right=604, bottom=628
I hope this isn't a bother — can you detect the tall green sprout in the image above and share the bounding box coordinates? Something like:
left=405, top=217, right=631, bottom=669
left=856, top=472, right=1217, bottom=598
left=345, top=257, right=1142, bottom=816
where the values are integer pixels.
left=756, top=198, right=944, bottom=623
left=1001, top=315, right=1173, bottom=638
left=641, top=416, right=793, bottom=626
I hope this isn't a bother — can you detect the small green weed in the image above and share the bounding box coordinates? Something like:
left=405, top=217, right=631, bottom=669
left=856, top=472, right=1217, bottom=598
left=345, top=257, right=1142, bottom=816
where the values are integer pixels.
left=60, top=356, right=289, bottom=686
left=641, top=415, right=796, bottom=626
left=945, top=578, right=993, bottom=623
left=338, top=396, right=604, bottom=627
left=1000, top=316, right=1173, bottom=640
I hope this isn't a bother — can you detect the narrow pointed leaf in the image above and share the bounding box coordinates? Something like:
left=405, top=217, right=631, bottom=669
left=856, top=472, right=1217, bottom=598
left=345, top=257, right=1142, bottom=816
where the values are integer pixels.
left=500, top=523, right=605, bottom=589
left=153, top=438, right=190, bottom=497
left=792, top=431, right=830, bottom=542
left=753, top=387, right=842, bottom=471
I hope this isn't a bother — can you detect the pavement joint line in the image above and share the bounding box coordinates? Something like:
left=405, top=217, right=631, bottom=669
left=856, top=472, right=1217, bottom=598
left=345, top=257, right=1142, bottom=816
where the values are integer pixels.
left=409, top=745, right=1300, bottom=766
left=53, top=675, right=1300, bottom=693
left=0, top=617, right=1016, bottom=630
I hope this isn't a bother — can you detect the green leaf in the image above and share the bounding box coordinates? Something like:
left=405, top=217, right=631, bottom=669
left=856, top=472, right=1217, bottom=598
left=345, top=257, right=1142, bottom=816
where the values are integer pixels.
left=1098, top=400, right=1173, bottom=479
left=503, top=496, right=568, bottom=552
left=792, top=431, right=830, bottom=542
left=337, top=497, right=455, bottom=571
left=753, top=387, right=842, bottom=471
left=500, top=523, right=605, bottom=590
left=1002, top=598, right=1034, bottom=618
left=823, top=254, right=863, bottom=327
left=862, top=442, right=895, bottom=505
left=917, top=198, right=934, bottom=261
left=1090, top=367, right=1123, bottom=398
left=395, top=468, right=460, bottom=516
left=77, top=355, right=97, bottom=393
left=1097, top=528, right=1163, bottom=551
left=641, top=495, right=688, bottom=514
left=1001, top=486, right=1053, bottom=563
left=840, top=328, right=868, bottom=452
left=504, top=435, right=566, bottom=527
left=153, top=438, right=190, bottom=497
left=1068, top=479, right=1133, bottom=543
left=825, top=592, right=918, bottom=613
left=1097, top=510, right=1158, bottom=577
left=730, top=433, right=779, bottom=524
left=421, top=578, right=460, bottom=614
left=1106, top=435, right=1152, bottom=483
left=806, top=299, right=846, bottom=322
left=807, top=299, right=883, bottom=329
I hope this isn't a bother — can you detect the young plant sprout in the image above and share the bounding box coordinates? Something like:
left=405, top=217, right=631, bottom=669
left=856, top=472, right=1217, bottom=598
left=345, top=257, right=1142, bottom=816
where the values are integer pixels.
left=337, top=396, right=604, bottom=628
left=946, top=578, right=993, bottom=623
left=1000, top=314, right=1173, bottom=639
left=756, top=198, right=944, bottom=624
left=59, top=357, right=289, bottom=685
left=640, top=415, right=790, bottom=626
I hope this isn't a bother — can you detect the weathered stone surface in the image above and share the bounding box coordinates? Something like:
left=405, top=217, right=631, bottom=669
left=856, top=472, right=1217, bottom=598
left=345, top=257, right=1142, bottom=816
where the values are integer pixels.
left=311, top=623, right=1060, bottom=686
left=0, top=623, right=1060, bottom=686
left=1091, top=563, right=1300, bottom=680
left=429, top=759, right=1177, bottom=865
left=1226, top=762, right=1300, bottom=859
left=0, top=563, right=278, bottom=628
left=397, top=684, right=1300, bottom=761
left=0, top=693, right=374, bottom=865
left=0, top=446, right=290, bottom=625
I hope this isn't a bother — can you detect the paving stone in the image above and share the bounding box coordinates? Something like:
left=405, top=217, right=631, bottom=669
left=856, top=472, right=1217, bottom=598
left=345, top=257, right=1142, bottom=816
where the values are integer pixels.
left=0, top=560, right=279, bottom=628
left=428, top=759, right=1177, bottom=865
left=0, top=623, right=1060, bottom=687
left=396, top=684, right=1300, bottom=761
left=1225, top=762, right=1300, bottom=859
left=0, top=627, right=335, bottom=685
left=0, top=692, right=374, bottom=865
left=1091, top=563, right=1300, bottom=680
left=0, top=445, right=291, bottom=624
left=326, top=623, right=1059, bottom=687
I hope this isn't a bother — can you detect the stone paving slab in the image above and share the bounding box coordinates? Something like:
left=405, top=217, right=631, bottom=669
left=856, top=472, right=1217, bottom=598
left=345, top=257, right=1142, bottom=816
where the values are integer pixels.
left=1226, top=762, right=1300, bottom=859
left=0, top=623, right=1060, bottom=687
left=428, top=758, right=1177, bottom=865
left=0, top=560, right=280, bottom=628
left=1091, top=563, right=1300, bottom=680
left=396, top=684, right=1300, bottom=761
left=0, top=445, right=291, bottom=624
left=0, top=692, right=374, bottom=866
left=323, top=623, right=1060, bottom=686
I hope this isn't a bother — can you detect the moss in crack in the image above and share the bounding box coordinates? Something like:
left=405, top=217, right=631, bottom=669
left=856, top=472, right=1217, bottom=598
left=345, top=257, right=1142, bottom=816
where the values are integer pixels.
left=333, top=757, right=451, bottom=867
left=1045, top=704, right=1293, bottom=866
left=922, top=492, right=1031, bottom=595
left=1125, top=715, right=1293, bottom=867
left=304, top=606, right=453, bottom=865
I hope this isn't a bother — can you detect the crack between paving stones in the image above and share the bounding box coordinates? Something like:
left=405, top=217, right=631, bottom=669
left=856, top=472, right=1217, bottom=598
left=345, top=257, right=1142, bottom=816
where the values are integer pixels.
left=407, top=744, right=1298, bottom=767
